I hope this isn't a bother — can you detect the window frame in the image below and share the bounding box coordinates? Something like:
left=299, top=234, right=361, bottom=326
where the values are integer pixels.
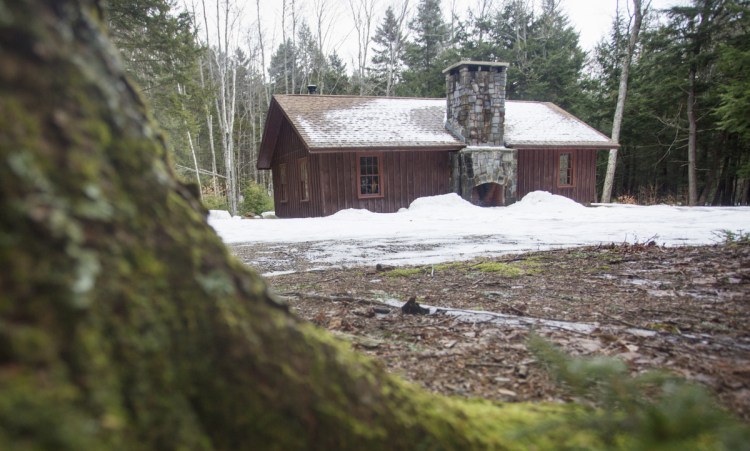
left=357, top=153, right=384, bottom=199
left=298, top=157, right=310, bottom=202
left=557, top=151, right=575, bottom=188
left=278, top=163, right=288, bottom=203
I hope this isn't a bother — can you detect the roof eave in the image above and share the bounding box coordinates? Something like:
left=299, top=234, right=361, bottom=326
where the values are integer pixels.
left=308, top=144, right=465, bottom=153
left=509, top=142, right=620, bottom=150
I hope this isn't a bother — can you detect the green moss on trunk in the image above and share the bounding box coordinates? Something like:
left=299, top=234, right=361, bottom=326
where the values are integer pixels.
left=0, top=1, right=740, bottom=450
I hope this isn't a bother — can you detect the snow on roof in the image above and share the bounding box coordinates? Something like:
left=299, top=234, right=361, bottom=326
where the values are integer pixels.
left=504, top=102, right=614, bottom=147
left=276, top=95, right=460, bottom=150
left=273, top=95, right=615, bottom=150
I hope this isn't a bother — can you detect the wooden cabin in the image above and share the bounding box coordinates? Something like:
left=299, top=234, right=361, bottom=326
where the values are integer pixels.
left=258, top=61, right=616, bottom=218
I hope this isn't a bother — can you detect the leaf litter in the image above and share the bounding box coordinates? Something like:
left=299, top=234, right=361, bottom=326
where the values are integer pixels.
left=230, top=241, right=750, bottom=421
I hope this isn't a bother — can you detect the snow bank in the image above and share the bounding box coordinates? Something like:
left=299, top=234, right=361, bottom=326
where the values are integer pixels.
left=209, top=192, right=750, bottom=269
left=509, top=191, right=587, bottom=213
left=404, top=193, right=485, bottom=220
left=328, top=208, right=377, bottom=220
left=208, top=210, right=232, bottom=221
left=408, top=193, right=473, bottom=211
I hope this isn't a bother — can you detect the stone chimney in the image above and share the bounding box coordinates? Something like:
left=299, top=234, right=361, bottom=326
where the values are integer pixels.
left=443, top=61, right=508, bottom=146
left=445, top=61, right=517, bottom=206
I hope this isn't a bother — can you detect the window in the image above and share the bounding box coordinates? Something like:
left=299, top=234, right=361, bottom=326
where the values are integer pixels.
left=558, top=152, right=574, bottom=187
left=358, top=154, right=383, bottom=198
left=278, top=163, right=288, bottom=203
left=298, top=157, right=310, bottom=201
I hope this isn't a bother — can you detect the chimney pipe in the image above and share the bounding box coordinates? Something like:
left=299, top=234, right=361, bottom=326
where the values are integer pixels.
left=307, top=85, right=317, bottom=95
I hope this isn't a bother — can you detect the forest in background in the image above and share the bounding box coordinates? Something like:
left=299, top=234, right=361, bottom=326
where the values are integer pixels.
left=104, top=0, right=750, bottom=214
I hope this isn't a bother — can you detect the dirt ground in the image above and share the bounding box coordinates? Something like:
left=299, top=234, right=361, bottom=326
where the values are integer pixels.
left=230, top=241, right=750, bottom=421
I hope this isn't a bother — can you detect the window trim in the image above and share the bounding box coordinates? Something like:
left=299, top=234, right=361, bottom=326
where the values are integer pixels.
left=557, top=151, right=575, bottom=188
left=357, top=153, right=384, bottom=199
left=278, top=163, right=288, bottom=203
left=298, top=157, right=310, bottom=202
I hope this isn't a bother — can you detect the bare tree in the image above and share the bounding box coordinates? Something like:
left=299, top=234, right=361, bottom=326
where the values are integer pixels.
left=312, top=0, right=336, bottom=57
left=198, top=0, right=242, bottom=214
left=198, top=0, right=220, bottom=195
left=601, top=0, right=648, bottom=203
left=256, top=0, right=270, bottom=106
left=178, top=82, right=203, bottom=197
left=291, top=0, right=299, bottom=93
left=348, top=0, right=377, bottom=95
left=281, top=0, right=290, bottom=94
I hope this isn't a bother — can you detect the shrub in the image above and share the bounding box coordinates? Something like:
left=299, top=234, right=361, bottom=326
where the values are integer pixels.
left=240, top=181, right=274, bottom=216
left=201, top=194, right=228, bottom=211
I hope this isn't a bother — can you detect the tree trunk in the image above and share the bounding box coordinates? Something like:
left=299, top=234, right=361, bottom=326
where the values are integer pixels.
left=256, top=0, right=271, bottom=106
left=687, top=65, right=699, bottom=206
left=0, top=1, right=592, bottom=448
left=601, top=0, right=644, bottom=203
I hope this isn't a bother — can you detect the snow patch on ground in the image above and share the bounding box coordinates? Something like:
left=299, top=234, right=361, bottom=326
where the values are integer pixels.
left=507, top=190, right=586, bottom=212
left=209, top=191, right=750, bottom=269
left=208, top=210, right=233, bottom=220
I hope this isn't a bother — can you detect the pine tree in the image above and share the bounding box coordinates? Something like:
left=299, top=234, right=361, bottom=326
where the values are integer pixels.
left=269, top=40, right=300, bottom=94
left=519, top=0, right=586, bottom=110
left=399, top=0, right=449, bottom=97
left=321, top=51, right=353, bottom=94
left=104, top=0, right=204, bottom=183
left=296, top=21, right=327, bottom=94
left=370, top=6, right=407, bottom=96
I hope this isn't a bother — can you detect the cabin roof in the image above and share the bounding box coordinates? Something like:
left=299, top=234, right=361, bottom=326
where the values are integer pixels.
left=258, top=94, right=616, bottom=169
left=277, top=95, right=461, bottom=150
left=502, top=101, right=615, bottom=148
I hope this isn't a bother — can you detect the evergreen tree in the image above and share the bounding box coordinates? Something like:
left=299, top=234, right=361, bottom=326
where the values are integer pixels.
left=104, top=0, right=204, bottom=180
left=296, top=21, right=327, bottom=94
left=370, top=6, right=407, bottom=96
left=321, top=52, right=353, bottom=94
left=399, top=0, right=449, bottom=97
left=590, top=0, right=750, bottom=205
left=269, top=39, right=301, bottom=94
left=519, top=0, right=586, bottom=110
left=712, top=0, right=750, bottom=202
left=455, top=0, right=585, bottom=110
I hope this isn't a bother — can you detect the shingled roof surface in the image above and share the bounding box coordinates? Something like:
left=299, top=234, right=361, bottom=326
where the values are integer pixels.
left=273, top=95, right=615, bottom=150
left=275, top=95, right=460, bottom=150
left=503, top=101, right=615, bottom=147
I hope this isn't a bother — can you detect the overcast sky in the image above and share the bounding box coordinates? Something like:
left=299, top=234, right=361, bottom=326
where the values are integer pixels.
left=214, top=0, right=691, bottom=70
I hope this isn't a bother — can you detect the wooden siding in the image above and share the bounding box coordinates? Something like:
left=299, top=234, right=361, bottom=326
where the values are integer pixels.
left=270, top=121, right=324, bottom=218
left=517, top=148, right=599, bottom=204
left=316, top=151, right=452, bottom=216
left=269, top=120, right=453, bottom=217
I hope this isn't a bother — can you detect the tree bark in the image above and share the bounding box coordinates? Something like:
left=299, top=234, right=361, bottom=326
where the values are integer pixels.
left=0, top=1, right=590, bottom=449
left=601, top=0, right=645, bottom=204
left=687, top=64, right=699, bottom=205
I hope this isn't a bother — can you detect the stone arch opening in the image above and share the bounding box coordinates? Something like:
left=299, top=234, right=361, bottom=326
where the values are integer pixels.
left=470, top=182, right=505, bottom=207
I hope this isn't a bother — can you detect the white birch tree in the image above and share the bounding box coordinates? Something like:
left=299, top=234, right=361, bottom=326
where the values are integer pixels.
left=601, top=0, right=648, bottom=203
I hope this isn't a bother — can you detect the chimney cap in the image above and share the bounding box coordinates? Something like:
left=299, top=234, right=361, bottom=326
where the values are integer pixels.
left=443, top=60, right=509, bottom=75
left=307, top=85, right=317, bottom=94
